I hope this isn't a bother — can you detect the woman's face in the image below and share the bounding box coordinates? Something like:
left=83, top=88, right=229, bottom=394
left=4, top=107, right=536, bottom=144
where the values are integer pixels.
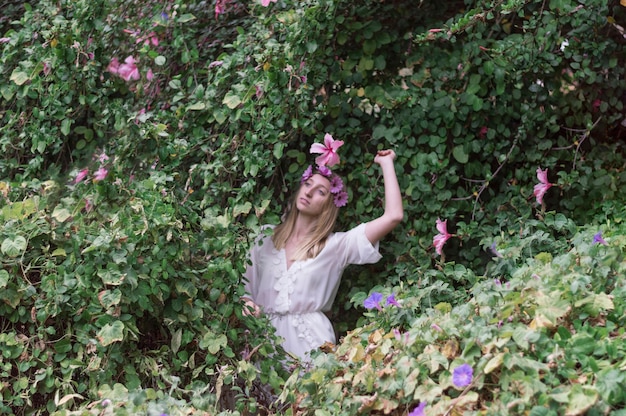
left=296, top=173, right=331, bottom=216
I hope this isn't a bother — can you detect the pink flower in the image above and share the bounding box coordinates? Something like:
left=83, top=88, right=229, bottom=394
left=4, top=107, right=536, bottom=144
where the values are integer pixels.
left=146, top=68, right=154, bottom=81
left=0, top=37, right=11, bottom=43
left=107, top=57, right=120, bottom=75
left=333, top=191, right=348, bottom=208
left=74, top=168, right=89, bottom=184
left=215, top=0, right=225, bottom=18
left=433, top=218, right=452, bottom=255
left=261, top=0, right=277, bottom=6
left=255, top=85, right=264, bottom=99
left=117, top=56, right=140, bottom=81
left=93, top=167, right=108, bottom=182
left=84, top=198, right=93, bottom=213
left=97, top=152, right=109, bottom=164
left=310, top=133, right=344, bottom=167
left=533, top=167, right=552, bottom=205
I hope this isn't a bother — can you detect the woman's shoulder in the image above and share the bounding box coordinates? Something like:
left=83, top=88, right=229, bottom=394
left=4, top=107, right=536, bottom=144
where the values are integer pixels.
left=327, top=223, right=367, bottom=243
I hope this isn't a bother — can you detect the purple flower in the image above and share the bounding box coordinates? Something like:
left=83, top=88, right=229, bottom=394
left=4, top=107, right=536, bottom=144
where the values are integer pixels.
left=317, top=165, right=331, bottom=177
left=364, top=292, right=383, bottom=310
left=593, top=231, right=607, bottom=246
left=490, top=242, right=503, bottom=258
left=333, top=191, right=348, bottom=208
left=431, top=323, right=443, bottom=332
left=101, top=399, right=112, bottom=407
left=452, top=363, right=473, bottom=388
left=408, top=401, right=426, bottom=416
left=329, top=175, right=343, bottom=194
left=301, top=165, right=313, bottom=183
left=386, top=293, right=401, bottom=307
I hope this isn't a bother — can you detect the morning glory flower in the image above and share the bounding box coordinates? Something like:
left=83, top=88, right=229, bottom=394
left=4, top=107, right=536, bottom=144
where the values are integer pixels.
left=363, top=292, right=383, bottom=311
left=452, top=363, right=474, bottom=388
left=386, top=293, right=401, bottom=308
left=408, top=401, right=426, bottom=416
left=593, top=231, right=607, bottom=246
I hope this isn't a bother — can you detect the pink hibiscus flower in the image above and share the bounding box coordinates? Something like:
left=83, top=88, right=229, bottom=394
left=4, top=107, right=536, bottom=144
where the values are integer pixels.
left=93, top=167, right=108, bottom=182
left=310, top=133, right=344, bottom=167
left=74, top=168, right=89, bottom=184
left=107, top=57, right=120, bottom=75
left=533, top=167, right=552, bottom=205
left=117, top=56, right=140, bottom=81
left=433, top=218, right=452, bottom=256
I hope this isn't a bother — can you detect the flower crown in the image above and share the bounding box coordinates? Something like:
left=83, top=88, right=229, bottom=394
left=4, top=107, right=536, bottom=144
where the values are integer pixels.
left=301, top=165, right=348, bottom=207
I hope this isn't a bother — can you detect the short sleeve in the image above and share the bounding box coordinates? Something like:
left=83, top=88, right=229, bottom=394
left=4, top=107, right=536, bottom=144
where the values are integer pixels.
left=335, top=223, right=382, bottom=266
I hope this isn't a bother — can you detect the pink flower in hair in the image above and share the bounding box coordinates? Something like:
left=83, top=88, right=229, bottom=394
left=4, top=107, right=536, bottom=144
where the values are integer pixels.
left=310, top=133, right=344, bottom=167
left=433, top=218, right=452, bottom=256
left=333, top=191, right=348, bottom=208
left=317, top=165, right=331, bottom=177
left=301, top=165, right=313, bottom=183
left=533, top=167, right=552, bottom=205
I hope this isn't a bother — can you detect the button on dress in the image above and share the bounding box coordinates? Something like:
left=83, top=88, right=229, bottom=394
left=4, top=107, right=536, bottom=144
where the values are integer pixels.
left=244, top=223, right=382, bottom=360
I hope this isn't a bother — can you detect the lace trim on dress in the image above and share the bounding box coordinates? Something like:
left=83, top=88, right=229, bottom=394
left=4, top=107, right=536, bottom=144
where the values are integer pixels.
left=293, top=314, right=316, bottom=351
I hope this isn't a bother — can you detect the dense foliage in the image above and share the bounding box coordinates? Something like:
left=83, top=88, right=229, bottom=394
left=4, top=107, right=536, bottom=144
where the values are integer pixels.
left=0, top=0, right=625, bottom=414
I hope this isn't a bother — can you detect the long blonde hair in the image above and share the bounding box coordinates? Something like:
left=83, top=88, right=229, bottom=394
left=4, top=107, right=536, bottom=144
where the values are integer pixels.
left=272, top=180, right=340, bottom=261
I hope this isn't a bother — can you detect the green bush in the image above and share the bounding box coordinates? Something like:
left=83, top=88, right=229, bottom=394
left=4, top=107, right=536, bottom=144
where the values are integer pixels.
left=1, top=0, right=625, bottom=413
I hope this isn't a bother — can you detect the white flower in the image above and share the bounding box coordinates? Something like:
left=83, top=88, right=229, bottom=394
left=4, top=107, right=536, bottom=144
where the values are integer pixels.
left=560, top=39, right=569, bottom=52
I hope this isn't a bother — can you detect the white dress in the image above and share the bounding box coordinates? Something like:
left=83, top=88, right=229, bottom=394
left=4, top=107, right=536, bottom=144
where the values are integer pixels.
left=244, top=223, right=382, bottom=360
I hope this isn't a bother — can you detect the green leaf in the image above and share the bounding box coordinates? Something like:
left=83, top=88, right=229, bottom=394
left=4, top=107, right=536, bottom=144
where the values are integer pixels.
left=97, top=321, right=125, bottom=346
left=61, top=118, right=72, bottom=136
left=98, top=289, right=122, bottom=309
left=222, top=92, right=242, bottom=109
left=177, top=13, right=196, bottom=23
left=199, top=331, right=227, bottom=354
left=10, top=70, right=29, bottom=86
left=154, top=55, right=166, bottom=66
left=0, top=270, right=9, bottom=289
left=171, top=328, right=182, bottom=354
left=51, top=206, right=71, bottom=222
left=1, top=236, right=27, bottom=257
left=452, top=145, right=469, bottom=164
left=565, top=385, right=598, bottom=415
left=187, top=102, right=206, bottom=111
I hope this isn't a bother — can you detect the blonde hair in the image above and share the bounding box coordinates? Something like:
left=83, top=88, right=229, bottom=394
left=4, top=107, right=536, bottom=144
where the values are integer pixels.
left=272, top=180, right=340, bottom=261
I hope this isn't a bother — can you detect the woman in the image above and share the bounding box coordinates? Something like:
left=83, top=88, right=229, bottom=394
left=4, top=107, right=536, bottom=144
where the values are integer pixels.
left=242, top=148, right=403, bottom=360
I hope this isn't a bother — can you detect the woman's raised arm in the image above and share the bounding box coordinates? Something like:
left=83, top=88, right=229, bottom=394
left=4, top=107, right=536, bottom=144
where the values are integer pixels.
left=364, top=149, right=404, bottom=245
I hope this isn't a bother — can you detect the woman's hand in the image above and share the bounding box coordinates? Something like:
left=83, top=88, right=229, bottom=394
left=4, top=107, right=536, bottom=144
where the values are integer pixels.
left=365, top=148, right=403, bottom=245
left=242, top=297, right=261, bottom=317
left=374, top=149, right=396, bottom=165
